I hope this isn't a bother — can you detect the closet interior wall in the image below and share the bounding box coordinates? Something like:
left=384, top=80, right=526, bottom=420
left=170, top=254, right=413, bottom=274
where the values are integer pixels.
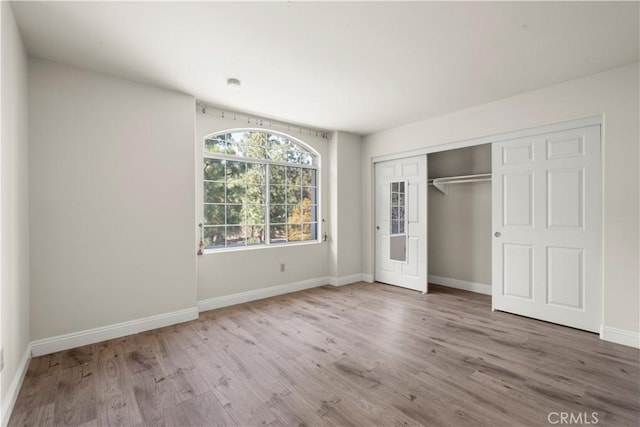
left=428, top=144, right=492, bottom=289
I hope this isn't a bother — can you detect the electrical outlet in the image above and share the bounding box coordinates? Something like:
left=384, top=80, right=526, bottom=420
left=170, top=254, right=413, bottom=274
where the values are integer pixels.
left=280, top=263, right=285, bottom=272
left=1, top=347, right=4, bottom=372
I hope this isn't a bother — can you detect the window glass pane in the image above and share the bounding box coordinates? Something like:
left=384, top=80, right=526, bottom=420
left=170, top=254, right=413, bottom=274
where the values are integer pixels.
left=246, top=225, right=265, bottom=245
left=226, top=132, right=243, bottom=142
left=310, top=205, right=318, bottom=223
left=204, top=182, right=225, bottom=203
left=245, top=132, right=267, bottom=159
left=226, top=183, right=244, bottom=204
left=299, top=202, right=309, bottom=221
left=227, top=205, right=243, bottom=225
left=287, top=224, right=302, bottom=241
left=287, top=146, right=306, bottom=164
left=267, top=134, right=288, bottom=162
left=302, top=186, right=317, bottom=204
left=226, top=161, right=246, bottom=183
left=300, top=201, right=311, bottom=223
left=269, top=165, right=286, bottom=183
left=226, top=226, right=245, bottom=246
left=287, top=204, right=302, bottom=223
left=391, top=207, right=399, bottom=221
left=204, top=159, right=225, bottom=181
left=246, top=163, right=265, bottom=184
left=287, top=166, right=302, bottom=186
left=298, top=152, right=313, bottom=165
left=246, top=185, right=265, bottom=204
left=244, top=204, right=265, bottom=226
left=389, top=181, right=406, bottom=235
left=270, top=185, right=286, bottom=204
left=301, top=186, right=311, bottom=201
left=204, top=137, right=226, bottom=154
left=270, top=224, right=286, bottom=243
left=287, top=186, right=300, bottom=204
left=301, top=223, right=315, bottom=241
left=204, top=204, right=225, bottom=225
left=226, top=140, right=246, bottom=156
left=300, top=169, right=316, bottom=186
left=270, top=205, right=286, bottom=224
left=204, top=226, right=225, bottom=248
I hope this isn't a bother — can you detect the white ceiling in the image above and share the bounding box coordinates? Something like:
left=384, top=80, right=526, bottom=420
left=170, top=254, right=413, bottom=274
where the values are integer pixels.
left=10, top=1, right=640, bottom=135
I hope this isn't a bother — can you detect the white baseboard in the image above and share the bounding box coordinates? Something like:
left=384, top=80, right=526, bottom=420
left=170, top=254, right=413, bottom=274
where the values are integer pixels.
left=600, top=325, right=640, bottom=349
left=428, top=274, right=492, bottom=295
left=329, top=274, right=364, bottom=287
left=2, top=344, right=31, bottom=427
left=362, top=273, right=374, bottom=283
left=31, top=307, right=198, bottom=357
left=197, top=277, right=330, bottom=312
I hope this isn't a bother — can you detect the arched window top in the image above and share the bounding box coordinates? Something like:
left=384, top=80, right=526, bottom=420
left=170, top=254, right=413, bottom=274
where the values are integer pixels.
left=204, top=130, right=317, bottom=166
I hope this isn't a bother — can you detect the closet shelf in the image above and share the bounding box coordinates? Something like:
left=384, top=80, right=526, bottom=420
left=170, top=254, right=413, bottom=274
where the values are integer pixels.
left=428, top=173, right=492, bottom=194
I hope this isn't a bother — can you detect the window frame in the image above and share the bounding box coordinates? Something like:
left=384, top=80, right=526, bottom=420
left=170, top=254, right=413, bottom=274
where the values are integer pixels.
left=201, top=128, right=321, bottom=253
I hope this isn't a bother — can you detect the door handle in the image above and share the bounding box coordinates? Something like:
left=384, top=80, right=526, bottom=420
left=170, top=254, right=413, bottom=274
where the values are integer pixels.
left=494, top=231, right=501, bottom=238
left=376, top=226, right=380, bottom=230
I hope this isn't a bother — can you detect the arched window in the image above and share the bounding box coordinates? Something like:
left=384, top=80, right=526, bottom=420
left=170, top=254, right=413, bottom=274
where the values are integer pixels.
left=202, top=130, right=319, bottom=250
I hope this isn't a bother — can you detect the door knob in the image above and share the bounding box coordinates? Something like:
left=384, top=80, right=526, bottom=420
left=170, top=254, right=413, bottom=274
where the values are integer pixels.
left=376, top=226, right=380, bottom=230
left=494, top=231, right=501, bottom=238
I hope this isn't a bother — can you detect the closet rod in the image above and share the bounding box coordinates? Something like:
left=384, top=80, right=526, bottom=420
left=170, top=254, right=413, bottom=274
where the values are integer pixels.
left=428, top=173, right=492, bottom=195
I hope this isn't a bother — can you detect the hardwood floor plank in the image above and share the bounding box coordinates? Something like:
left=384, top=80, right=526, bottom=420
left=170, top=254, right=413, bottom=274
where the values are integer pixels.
left=94, top=342, right=143, bottom=427
left=179, top=391, right=236, bottom=427
left=53, top=365, right=97, bottom=426
left=129, top=368, right=189, bottom=427
left=7, top=402, right=55, bottom=427
left=8, top=370, right=59, bottom=427
left=182, top=340, right=278, bottom=426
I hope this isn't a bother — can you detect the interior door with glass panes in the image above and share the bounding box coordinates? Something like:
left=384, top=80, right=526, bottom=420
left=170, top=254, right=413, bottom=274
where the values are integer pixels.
left=375, top=155, right=427, bottom=292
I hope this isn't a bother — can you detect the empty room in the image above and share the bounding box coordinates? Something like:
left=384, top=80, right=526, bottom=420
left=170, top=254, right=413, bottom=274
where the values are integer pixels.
left=1, top=1, right=639, bottom=426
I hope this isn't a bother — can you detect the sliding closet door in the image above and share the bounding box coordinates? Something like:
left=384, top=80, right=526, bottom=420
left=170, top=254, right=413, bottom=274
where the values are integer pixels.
left=492, top=125, right=602, bottom=332
left=375, top=156, right=428, bottom=293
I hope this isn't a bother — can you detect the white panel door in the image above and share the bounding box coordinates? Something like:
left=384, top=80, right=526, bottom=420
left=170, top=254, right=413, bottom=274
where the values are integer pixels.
left=492, top=125, right=602, bottom=332
left=375, top=156, right=427, bottom=292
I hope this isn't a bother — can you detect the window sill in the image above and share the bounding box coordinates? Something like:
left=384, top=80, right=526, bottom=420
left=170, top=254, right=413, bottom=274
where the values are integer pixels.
left=201, top=239, right=323, bottom=255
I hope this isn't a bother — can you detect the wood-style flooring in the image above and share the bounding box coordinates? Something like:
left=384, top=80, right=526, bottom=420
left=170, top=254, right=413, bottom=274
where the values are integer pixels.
left=9, top=283, right=640, bottom=426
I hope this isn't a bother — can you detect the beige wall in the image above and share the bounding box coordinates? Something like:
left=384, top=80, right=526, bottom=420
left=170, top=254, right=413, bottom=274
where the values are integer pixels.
left=328, top=133, right=339, bottom=278
left=195, top=111, right=330, bottom=300
left=1, top=0, right=30, bottom=413
left=363, top=62, right=639, bottom=333
left=29, top=59, right=197, bottom=340
left=428, top=145, right=491, bottom=285
left=329, top=132, right=363, bottom=279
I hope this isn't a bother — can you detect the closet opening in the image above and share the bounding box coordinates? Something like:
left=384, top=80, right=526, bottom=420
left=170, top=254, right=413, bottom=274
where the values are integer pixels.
left=427, top=143, right=493, bottom=296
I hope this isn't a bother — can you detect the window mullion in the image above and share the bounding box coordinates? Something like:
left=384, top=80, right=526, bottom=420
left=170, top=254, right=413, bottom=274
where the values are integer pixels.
left=265, top=164, right=271, bottom=246
left=204, top=154, right=316, bottom=169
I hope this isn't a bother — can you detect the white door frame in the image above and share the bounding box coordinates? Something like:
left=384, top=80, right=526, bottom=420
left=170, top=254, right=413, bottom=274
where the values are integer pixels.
left=369, top=115, right=604, bottom=332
